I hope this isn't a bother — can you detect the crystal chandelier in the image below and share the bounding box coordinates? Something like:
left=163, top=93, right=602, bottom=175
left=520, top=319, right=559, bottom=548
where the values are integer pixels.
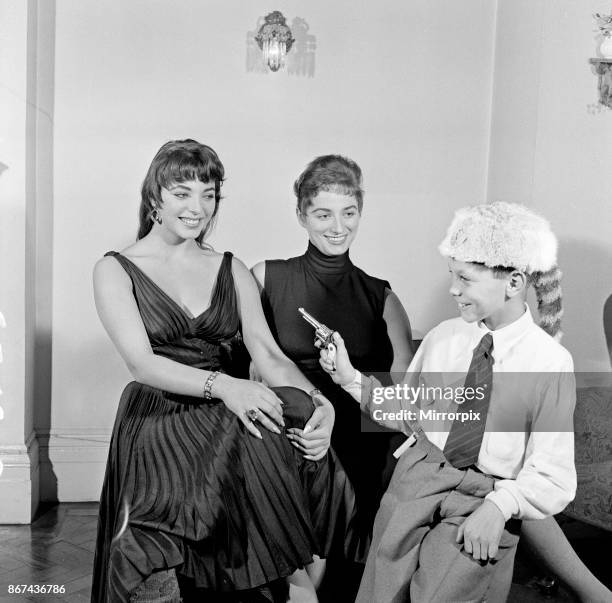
left=255, top=11, right=295, bottom=72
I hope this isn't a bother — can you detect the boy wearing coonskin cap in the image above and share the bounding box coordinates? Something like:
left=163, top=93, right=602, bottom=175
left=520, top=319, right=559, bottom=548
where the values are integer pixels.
left=321, top=202, right=576, bottom=602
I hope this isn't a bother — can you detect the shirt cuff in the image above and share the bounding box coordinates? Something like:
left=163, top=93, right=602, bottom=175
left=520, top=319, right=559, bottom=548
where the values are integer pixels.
left=485, top=485, right=520, bottom=521
left=340, top=370, right=362, bottom=404
left=341, top=370, right=361, bottom=389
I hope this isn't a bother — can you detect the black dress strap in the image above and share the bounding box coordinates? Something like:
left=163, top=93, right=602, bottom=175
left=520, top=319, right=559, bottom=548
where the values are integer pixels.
left=205, top=252, right=238, bottom=336
left=104, top=250, right=140, bottom=279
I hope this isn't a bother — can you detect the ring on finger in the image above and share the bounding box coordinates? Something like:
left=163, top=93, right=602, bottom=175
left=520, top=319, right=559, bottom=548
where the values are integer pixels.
left=246, top=408, right=259, bottom=422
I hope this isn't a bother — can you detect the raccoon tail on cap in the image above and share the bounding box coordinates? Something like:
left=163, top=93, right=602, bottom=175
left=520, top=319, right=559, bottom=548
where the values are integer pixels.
left=530, top=266, right=563, bottom=341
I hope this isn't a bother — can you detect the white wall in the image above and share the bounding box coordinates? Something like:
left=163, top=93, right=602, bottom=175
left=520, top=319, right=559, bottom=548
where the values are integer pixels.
left=488, top=0, right=612, bottom=372
left=48, top=0, right=497, bottom=499
left=9, top=0, right=610, bottom=507
left=7, top=0, right=609, bottom=508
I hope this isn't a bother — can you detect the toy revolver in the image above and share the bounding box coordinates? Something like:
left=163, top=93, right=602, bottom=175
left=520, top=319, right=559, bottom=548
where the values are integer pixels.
left=298, top=307, right=336, bottom=371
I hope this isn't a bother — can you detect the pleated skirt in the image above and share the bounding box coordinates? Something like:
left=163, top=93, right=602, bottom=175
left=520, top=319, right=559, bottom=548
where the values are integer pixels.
left=91, top=384, right=357, bottom=602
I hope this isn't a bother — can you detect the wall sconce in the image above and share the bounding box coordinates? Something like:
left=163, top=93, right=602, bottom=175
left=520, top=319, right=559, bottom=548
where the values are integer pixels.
left=255, top=11, right=295, bottom=72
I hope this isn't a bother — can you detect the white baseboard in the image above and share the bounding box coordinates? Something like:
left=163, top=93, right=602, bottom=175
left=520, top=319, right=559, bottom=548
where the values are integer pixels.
left=37, top=428, right=110, bottom=502
left=0, top=431, right=39, bottom=523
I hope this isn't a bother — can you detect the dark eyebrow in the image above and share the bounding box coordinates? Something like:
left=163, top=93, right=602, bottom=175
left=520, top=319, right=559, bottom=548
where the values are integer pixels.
left=168, top=184, right=215, bottom=193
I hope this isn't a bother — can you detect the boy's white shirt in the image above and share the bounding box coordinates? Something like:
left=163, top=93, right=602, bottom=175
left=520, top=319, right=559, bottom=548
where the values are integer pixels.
left=342, top=306, right=577, bottom=522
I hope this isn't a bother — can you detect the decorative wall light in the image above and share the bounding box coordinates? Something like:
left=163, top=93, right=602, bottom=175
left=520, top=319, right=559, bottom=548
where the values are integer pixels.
left=590, top=12, right=612, bottom=108
left=590, top=59, right=612, bottom=108
left=255, top=11, right=295, bottom=72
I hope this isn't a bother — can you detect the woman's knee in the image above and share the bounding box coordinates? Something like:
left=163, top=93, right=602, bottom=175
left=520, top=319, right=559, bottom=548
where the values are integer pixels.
left=272, top=386, right=315, bottom=429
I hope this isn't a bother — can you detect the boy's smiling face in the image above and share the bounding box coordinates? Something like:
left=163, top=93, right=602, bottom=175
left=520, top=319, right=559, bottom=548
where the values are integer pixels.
left=447, top=258, right=523, bottom=330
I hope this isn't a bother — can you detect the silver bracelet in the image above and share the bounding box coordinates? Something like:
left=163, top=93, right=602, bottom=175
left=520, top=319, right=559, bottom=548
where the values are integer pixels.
left=203, top=371, right=220, bottom=400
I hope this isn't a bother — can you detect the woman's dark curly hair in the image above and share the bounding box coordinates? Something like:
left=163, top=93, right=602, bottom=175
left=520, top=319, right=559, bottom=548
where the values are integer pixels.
left=138, top=139, right=225, bottom=246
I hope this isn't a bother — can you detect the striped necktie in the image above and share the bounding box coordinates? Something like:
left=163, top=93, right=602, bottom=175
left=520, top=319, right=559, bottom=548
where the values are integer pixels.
left=443, top=332, right=494, bottom=469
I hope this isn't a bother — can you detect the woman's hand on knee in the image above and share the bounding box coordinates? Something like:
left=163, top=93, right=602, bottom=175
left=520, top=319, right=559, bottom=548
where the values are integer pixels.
left=216, top=376, right=285, bottom=439
left=287, top=394, right=334, bottom=461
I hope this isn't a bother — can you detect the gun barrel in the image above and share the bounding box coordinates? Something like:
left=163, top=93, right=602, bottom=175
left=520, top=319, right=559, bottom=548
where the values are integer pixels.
left=298, top=307, right=322, bottom=329
left=299, top=307, right=334, bottom=344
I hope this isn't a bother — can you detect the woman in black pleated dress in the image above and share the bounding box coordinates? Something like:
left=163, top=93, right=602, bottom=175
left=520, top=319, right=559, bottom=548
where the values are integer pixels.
left=251, top=155, right=414, bottom=601
left=91, top=140, right=357, bottom=603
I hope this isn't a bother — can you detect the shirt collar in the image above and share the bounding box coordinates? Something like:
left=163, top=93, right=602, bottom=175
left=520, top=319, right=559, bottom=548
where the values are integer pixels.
left=474, top=305, right=535, bottom=360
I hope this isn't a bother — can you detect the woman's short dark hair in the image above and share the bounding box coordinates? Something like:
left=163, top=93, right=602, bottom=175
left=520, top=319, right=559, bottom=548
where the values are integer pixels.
left=138, top=139, right=225, bottom=245
left=294, top=155, right=363, bottom=214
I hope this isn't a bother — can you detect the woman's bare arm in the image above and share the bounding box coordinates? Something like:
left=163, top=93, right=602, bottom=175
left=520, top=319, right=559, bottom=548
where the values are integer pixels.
left=382, top=289, right=414, bottom=377
left=94, top=255, right=214, bottom=395
left=237, top=258, right=313, bottom=389
left=250, top=261, right=266, bottom=294
left=237, top=258, right=335, bottom=459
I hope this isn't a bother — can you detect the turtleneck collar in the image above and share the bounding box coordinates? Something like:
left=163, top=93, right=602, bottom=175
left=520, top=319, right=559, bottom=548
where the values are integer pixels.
left=304, top=241, right=353, bottom=275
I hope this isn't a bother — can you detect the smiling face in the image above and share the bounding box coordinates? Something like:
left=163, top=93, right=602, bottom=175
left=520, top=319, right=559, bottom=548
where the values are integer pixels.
left=298, top=191, right=361, bottom=255
left=447, top=258, right=525, bottom=330
left=155, top=179, right=217, bottom=241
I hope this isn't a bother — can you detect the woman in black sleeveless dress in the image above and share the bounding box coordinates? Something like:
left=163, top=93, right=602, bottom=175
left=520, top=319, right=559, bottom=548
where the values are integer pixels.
left=91, top=141, right=356, bottom=602
left=251, top=155, right=414, bottom=601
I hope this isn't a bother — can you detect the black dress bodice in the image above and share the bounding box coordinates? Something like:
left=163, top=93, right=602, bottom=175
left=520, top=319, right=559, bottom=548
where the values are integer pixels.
left=106, top=251, right=249, bottom=378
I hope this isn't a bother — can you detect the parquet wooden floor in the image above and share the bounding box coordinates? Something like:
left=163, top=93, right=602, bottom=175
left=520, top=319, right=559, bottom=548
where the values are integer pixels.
left=0, top=504, right=610, bottom=602
left=0, top=504, right=97, bottom=603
